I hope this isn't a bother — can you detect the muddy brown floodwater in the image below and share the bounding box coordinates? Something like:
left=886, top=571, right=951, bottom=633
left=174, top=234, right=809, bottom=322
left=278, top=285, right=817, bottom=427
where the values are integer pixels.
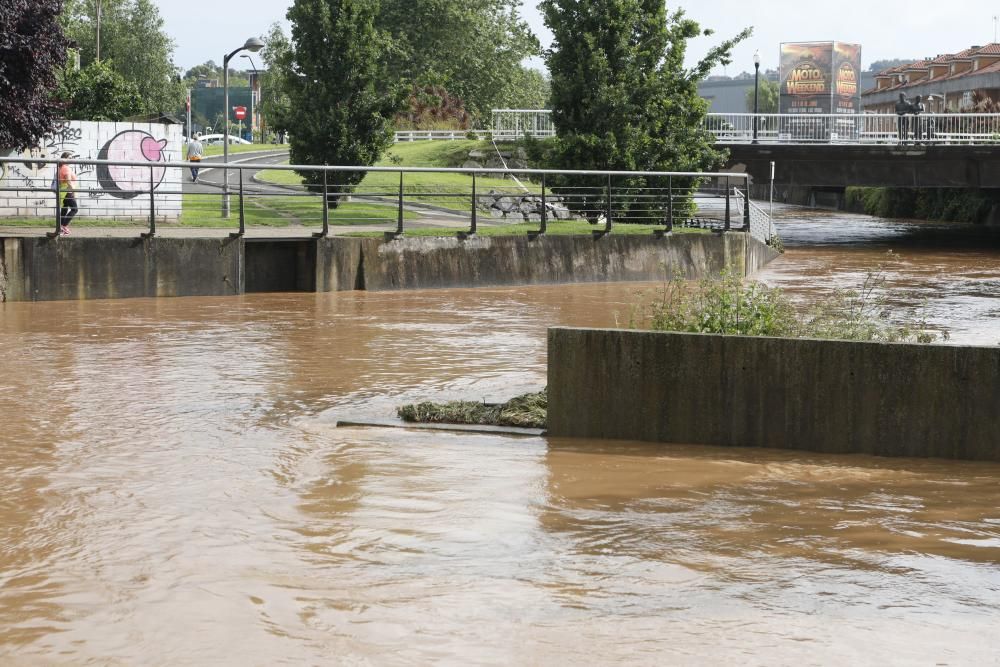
left=2, top=209, right=1000, bottom=664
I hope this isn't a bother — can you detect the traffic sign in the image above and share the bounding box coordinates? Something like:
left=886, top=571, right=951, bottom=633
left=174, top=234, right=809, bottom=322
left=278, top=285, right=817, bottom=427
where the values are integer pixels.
left=233, top=106, right=247, bottom=121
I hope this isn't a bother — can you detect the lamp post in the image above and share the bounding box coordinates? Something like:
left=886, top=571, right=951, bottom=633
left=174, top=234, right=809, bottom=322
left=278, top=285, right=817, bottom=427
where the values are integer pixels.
left=241, top=54, right=261, bottom=143
left=222, top=37, right=265, bottom=218
left=96, top=0, right=102, bottom=62
left=752, top=50, right=761, bottom=144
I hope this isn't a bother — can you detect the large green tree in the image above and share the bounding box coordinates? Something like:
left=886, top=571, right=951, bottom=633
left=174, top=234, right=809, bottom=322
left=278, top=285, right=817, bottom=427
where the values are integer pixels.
left=375, top=0, right=539, bottom=121
left=540, top=0, right=749, bottom=221
left=745, top=78, right=778, bottom=113
left=61, top=0, right=184, bottom=115
left=282, top=0, right=403, bottom=205
left=257, top=23, right=293, bottom=138
left=0, top=0, right=70, bottom=150
left=55, top=60, right=142, bottom=120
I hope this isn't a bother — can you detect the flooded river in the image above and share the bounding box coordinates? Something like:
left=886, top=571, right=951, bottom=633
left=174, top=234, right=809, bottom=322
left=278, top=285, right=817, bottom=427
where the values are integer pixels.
left=1, top=209, right=999, bottom=664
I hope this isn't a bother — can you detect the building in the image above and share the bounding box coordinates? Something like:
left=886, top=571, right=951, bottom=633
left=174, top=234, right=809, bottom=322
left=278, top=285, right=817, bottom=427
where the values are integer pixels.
left=863, top=44, right=1000, bottom=112
left=699, top=71, right=875, bottom=114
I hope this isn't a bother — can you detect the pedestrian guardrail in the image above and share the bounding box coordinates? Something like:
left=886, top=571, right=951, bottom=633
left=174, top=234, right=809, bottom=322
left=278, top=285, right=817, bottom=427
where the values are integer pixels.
left=706, top=112, right=1000, bottom=145
left=0, top=156, right=772, bottom=243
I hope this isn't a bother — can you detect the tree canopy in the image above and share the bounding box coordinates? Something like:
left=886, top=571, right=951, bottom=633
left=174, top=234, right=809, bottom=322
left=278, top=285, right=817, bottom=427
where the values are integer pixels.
left=61, top=0, right=184, bottom=115
left=375, top=0, right=540, bottom=121
left=539, top=0, right=749, bottom=220
left=282, top=0, right=403, bottom=204
left=745, top=78, right=779, bottom=113
left=0, top=0, right=70, bottom=150
left=55, top=60, right=143, bottom=120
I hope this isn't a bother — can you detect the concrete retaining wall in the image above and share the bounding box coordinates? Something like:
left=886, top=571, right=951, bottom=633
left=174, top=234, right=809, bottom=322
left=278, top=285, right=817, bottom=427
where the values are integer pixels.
left=351, top=233, right=772, bottom=291
left=1, top=237, right=242, bottom=301
left=0, top=232, right=777, bottom=302
left=548, top=328, right=1000, bottom=461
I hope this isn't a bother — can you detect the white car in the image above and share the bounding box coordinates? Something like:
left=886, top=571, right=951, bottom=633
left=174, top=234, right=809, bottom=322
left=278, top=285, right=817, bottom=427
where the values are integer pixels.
left=196, top=134, right=252, bottom=146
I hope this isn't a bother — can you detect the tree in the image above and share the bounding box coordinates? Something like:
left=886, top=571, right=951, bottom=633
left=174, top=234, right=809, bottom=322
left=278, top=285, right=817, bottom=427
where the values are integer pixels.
left=744, top=78, right=779, bottom=113
left=258, top=23, right=293, bottom=137
left=61, top=0, right=184, bottom=115
left=539, top=0, right=749, bottom=221
left=55, top=60, right=142, bottom=120
left=868, top=58, right=916, bottom=73
left=283, top=0, right=404, bottom=206
left=506, top=67, right=551, bottom=110
left=375, top=0, right=539, bottom=121
left=0, top=0, right=70, bottom=151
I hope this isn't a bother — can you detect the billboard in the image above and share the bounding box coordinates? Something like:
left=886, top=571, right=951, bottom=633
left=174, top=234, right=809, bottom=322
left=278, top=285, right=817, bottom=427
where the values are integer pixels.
left=779, top=42, right=861, bottom=139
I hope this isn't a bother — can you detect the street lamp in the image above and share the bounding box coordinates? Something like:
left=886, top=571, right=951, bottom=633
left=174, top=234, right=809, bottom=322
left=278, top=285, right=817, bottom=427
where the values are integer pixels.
left=241, top=54, right=261, bottom=144
left=752, top=50, right=761, bottom=144
left=222, top=37, right=265, bottom=218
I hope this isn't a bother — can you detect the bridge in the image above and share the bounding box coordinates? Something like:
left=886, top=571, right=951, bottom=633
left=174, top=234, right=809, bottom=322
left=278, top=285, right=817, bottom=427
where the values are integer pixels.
left=707, top=113, right=1000, bottom=189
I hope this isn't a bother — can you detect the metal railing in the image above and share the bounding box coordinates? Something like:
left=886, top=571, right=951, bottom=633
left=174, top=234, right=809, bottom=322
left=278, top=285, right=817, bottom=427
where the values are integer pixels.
left=0, top=155, right=769, bottom=242
left=706, top=112, right=1000, bottom=145
left=393, top=109, right=557, bottom=142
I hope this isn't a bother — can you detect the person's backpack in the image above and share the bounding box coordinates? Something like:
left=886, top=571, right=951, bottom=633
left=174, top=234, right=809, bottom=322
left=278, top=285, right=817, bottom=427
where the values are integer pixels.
left=49, top=172, right=58, bottom=192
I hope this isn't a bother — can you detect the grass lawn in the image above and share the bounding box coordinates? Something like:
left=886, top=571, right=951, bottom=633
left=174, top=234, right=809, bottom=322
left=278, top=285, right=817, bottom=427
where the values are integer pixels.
left=347, top=220, right=704, bottom=238
left=180, top=193, right=416, bottom=227
left=256, top=139, right=537, bottom=213
left=201, top=143, right=287, bottom=158
left=0, top=194, right=414, bottom=229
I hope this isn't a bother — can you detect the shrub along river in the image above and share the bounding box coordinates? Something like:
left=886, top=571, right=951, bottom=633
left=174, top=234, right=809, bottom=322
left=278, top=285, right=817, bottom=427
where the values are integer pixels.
left=0, top=206, right=998, bottom=664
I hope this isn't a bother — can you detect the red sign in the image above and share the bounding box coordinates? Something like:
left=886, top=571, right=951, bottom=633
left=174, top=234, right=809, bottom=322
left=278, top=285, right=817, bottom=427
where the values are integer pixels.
left=233, top=106, right=247, bottom=121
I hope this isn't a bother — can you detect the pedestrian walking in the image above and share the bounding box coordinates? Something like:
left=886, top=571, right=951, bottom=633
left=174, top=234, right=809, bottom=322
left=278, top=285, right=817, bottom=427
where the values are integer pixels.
left=58, top=152, right=78, bottom=236
left=187, top=132, right=204, bottom=182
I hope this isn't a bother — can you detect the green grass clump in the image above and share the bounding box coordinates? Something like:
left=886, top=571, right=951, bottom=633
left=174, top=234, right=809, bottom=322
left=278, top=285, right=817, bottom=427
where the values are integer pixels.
left=398, top=389, right=547, bottom=429
left=633, top=254, right=944, bottom=344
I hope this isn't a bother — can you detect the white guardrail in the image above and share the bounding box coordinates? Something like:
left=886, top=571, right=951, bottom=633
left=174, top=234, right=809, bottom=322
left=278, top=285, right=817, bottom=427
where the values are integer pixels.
left=705, top=113, right=1000, bottom=145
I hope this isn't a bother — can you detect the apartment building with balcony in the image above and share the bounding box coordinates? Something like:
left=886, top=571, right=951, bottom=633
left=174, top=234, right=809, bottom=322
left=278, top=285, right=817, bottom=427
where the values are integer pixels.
left=862, top=44, right=1000, bottom=112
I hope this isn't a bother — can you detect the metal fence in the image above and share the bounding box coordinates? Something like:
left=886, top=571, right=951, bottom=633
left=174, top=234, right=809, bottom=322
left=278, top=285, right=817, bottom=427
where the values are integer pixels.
left=0, top=156, right=773, bottom=243
left=706, top=112, right=1000, bottom=145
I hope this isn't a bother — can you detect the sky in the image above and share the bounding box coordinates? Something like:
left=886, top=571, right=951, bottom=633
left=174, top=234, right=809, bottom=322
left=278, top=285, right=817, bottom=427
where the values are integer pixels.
left=158, top=1, right=999, bottom=76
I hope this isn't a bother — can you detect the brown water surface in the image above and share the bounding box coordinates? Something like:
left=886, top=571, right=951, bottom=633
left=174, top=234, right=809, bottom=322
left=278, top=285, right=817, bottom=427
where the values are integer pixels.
left=2, top=210, right=1000, bottom=664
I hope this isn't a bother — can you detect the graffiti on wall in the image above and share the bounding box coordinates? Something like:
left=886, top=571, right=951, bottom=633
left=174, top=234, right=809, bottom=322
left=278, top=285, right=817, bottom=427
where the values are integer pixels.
left=96, top=130, right=169, bottom=199
left=1, top=122, right=177, bottom=202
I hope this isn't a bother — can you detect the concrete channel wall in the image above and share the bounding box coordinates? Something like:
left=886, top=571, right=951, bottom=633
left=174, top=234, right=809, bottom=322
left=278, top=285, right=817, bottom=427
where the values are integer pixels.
left=0, top=232, right=778, bottom=302
left=548, top=328, right=1000, bottom=461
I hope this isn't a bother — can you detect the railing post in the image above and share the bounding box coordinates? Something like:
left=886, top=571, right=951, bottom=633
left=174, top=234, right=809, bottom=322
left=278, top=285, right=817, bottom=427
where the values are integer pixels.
left=321, top=169, right=329, bottom=237
left=743, top=179, right=751, bottom=231
left=460, top=172, right=477, bottom=239
left=142, top=164, right=156, bottom=238
left=595, top=172, right=612, bottom=238
left=50, top=161, right=62, bottom=238
left=529, top=173, right=547, bottom=239
left=386, top=171, right=404, bottom=241
left=724, top=176, right=731, bottom=231
left=667, top=176, right=674, bottom=232
left=238, top=168, right=245, bottom=236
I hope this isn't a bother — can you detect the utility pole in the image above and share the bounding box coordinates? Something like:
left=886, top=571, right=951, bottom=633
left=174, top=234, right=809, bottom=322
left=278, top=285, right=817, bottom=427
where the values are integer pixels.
left=96, top=0, right=102, bottom=62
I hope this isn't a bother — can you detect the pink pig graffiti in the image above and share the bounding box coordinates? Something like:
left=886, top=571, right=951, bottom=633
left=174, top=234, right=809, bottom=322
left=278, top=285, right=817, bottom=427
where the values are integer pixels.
left=97, top=130, right=169, bottom=199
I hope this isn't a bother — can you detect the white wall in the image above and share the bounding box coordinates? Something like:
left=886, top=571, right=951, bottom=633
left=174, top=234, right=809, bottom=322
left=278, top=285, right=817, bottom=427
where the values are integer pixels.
left=0, top=121, right=184, bottom=222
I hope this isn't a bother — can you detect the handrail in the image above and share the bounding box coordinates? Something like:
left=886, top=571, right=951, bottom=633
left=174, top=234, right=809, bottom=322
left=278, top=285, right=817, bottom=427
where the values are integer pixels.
left=0, top=155, right=754, bottom=240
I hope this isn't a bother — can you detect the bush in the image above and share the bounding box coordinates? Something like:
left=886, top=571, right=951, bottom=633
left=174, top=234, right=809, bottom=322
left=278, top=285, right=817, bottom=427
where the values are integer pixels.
left=633, top=256, right=944, bottom=344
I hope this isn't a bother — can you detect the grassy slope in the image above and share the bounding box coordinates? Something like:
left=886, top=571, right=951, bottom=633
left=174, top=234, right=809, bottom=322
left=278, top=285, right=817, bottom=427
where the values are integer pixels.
left=258, top=140, right=534, bottom=212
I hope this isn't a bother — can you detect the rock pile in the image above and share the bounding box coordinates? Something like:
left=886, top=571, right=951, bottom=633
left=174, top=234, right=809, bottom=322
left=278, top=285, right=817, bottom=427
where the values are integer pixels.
left=477, top=190, right=574, bottom=223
